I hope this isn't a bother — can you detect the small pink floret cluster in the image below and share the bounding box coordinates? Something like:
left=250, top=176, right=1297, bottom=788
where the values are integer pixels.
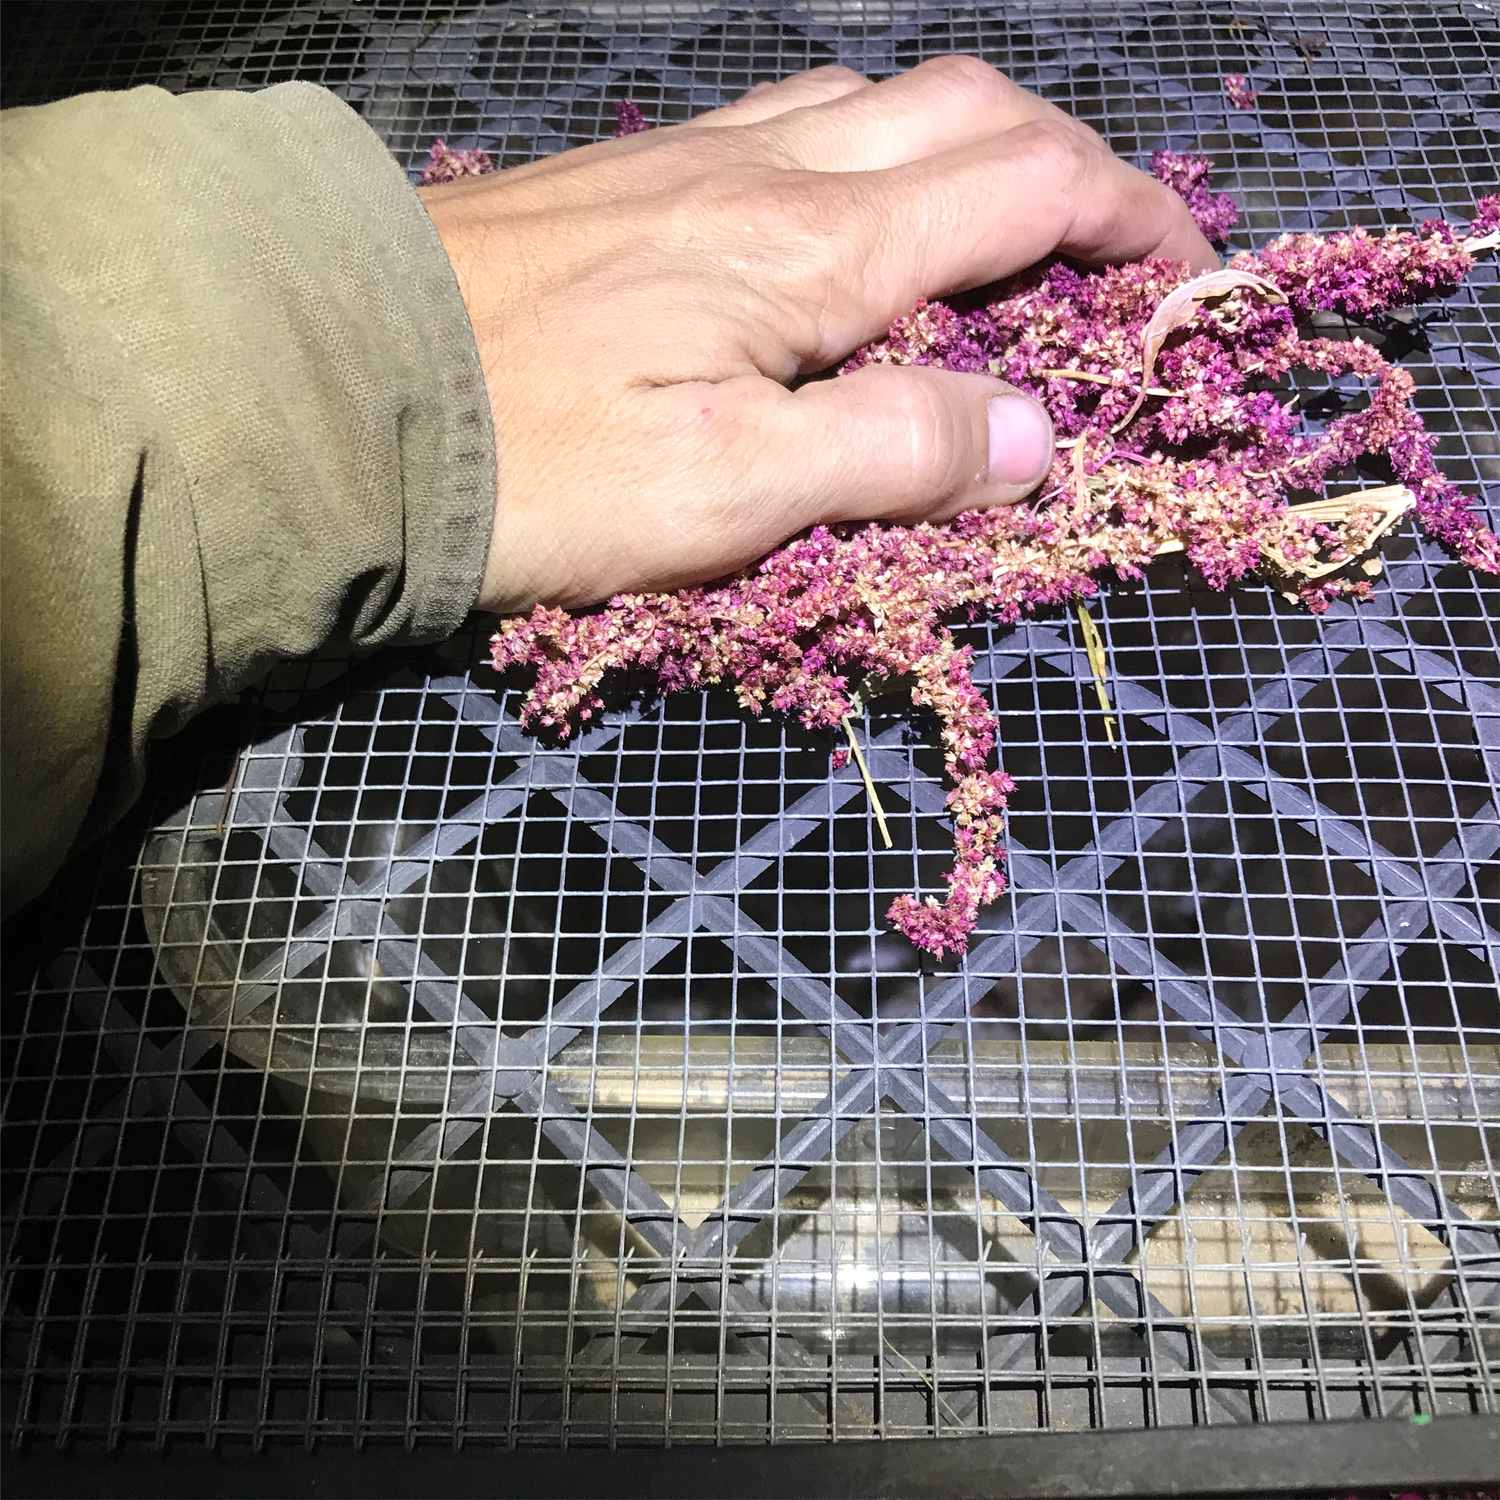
left=1223, top=72, right=1258, bottom=110
left=419, top=139, right=494, bottom=184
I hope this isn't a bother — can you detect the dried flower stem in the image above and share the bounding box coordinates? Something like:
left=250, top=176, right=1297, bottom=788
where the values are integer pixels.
left=842, top=715, right=893, bottom=849
left=1074, top=602, right=1119, bottom=747
left=1150, top=486, right=1416, bottom=576
left=1041, top=367, right=1181, bottom=398
left=882, top=1335, right=967, bottom=1430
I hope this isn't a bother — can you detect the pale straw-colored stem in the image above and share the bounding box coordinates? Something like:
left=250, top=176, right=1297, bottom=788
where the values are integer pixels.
left=843, top=714, right=893, bottom=849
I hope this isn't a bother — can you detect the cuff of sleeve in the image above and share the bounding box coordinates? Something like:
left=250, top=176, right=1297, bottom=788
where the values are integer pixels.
left=259, top=82, right=496, bottom=644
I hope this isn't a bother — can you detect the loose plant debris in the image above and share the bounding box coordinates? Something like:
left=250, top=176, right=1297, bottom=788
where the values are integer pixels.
left=1223, top=72, right=1259, bottom=109
left=419, top=138, right=494, bottom=183
left=1291, top=31, right=1326, bottom=65
left=614, top=98, right=648, bottom=135
left=841, top=714, right=894, bottom=849
left=478, top=114, right=1500, bottom=958
left=1074, top=599, right=1119, bottom=748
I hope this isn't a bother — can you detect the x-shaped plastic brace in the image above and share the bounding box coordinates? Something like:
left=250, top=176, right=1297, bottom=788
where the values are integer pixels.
left=830, top=591, right=1500, bottom=1421
left=141, top=683, right=1171, bottom=1430
left=424, top=617, right=1494, bottom=1425
left=194, top=709, right=886, bottom=1429
left=820, top=586, right=1500, bottom=1414
left=472, top=571, right=1497, bottom=1426
left=396, top=0, right=918, bottom=119
left=126, top=556, right=1497, bottom=1431
left=376, top=11, right=770, bottom=163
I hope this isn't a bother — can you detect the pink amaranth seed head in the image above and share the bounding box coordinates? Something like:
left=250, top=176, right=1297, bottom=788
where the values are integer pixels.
left=488, top=156, right=1498, bottom=958
left=1150, top=150, right=1239, bottom=245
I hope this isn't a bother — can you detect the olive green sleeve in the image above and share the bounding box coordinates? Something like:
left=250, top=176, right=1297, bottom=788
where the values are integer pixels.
left=0, top=83, right=496, bottom=912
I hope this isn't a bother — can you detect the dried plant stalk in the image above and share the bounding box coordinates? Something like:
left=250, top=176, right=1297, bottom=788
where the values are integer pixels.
left=1151, top=485, right=1415, bottom=578
left=842, top=714, right=893, bottom=850
left=1074, top=601, right=1119, bottom=747
left=1258, top=485, right=1415, bottom=579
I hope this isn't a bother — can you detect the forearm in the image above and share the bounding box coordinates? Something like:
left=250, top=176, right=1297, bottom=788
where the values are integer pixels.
left=0, top=82, right=495, bottom=912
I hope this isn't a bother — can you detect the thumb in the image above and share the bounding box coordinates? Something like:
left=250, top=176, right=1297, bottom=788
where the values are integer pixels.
left=765, top=363, right=1054, bottom=529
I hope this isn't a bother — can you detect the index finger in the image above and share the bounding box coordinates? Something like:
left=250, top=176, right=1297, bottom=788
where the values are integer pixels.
left=753, top=54, right=1106, bottom=173
left=787, top=119, right=1217, bottom=368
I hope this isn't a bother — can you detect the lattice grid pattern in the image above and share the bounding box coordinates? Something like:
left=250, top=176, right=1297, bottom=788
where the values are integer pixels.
left=2, top=0, right=1498, bottom=1451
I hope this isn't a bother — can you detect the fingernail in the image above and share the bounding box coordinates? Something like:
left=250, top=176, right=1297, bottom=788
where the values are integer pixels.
left=987, top=394, right=1054, bottom=488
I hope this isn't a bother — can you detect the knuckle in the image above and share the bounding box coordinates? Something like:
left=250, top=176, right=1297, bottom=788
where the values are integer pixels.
left=1166, top=193, right=1199, bottom=241
left=898, top=380, right=969, bottom=500
left=802, top=62, right=867, bottom=91
left=1016, top=116, right=1090, bottom=182
left=673, top=164, right=853, bottom=287
left=693, top=159, right=776, bottom=212
left=916, top=53, right=1012, bottom=105
left=666, top=127, right=743, bottom=175
left=1070, top=114, right=1110, bottom=154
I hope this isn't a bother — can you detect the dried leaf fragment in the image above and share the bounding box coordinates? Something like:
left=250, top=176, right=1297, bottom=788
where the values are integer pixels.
left=1151, top=487, right=1415, bottom=579
left=1259, top=484, right=1416, bottom=580
left=1112, top=269, right=1286, bottom=433
left=1074, top=601, right=1119, bottom=748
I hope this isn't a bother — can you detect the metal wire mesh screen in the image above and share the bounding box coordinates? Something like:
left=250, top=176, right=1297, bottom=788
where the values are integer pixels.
left=3, top=0, right=1498, bottom=1456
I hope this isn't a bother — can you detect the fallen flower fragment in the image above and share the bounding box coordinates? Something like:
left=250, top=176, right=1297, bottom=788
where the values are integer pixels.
left=419, top=138, right=493, bottom=184
left=614, top=99, right=648, bottom=136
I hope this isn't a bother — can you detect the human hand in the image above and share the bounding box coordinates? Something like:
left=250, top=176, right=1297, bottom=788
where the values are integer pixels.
left=419, top=57, right=1218, bottom=614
